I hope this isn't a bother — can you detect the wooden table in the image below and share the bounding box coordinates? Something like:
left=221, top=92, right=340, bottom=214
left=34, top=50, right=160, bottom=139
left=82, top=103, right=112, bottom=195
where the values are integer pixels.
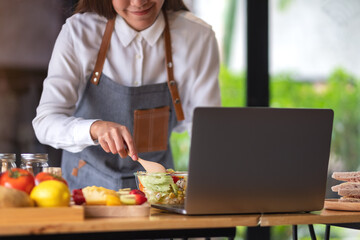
left=0, top=208, right=259, bottom=239
left=1, top=208, right=360, bottom=239
left=260, top=209, right=360, bottom=226
left=260, top=209, right=360, bottom=240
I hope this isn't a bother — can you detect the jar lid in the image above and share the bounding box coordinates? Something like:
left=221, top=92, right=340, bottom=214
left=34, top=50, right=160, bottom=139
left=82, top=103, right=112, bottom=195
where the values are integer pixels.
left=21, top=153, right=48, bottom=162
left=0, top=153, right=16, bottom=162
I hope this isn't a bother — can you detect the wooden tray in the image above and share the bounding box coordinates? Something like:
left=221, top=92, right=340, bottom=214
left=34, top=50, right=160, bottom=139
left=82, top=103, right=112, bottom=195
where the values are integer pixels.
left=84, top=203, right=150, bottom=218
left=0, top=206, right=84, bottom=224
left=324, top=199, right=360, bottom=211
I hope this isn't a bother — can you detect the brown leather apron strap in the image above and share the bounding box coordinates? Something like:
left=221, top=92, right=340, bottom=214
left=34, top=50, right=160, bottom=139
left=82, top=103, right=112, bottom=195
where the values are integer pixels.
left=163, top=9, right=185, bottom=121
left=91, top=18, right=115, bottom=85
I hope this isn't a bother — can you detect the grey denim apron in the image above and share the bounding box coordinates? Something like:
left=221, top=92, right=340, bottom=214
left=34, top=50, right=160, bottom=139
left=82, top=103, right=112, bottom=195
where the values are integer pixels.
left=62, top=11, right=184, bottom=191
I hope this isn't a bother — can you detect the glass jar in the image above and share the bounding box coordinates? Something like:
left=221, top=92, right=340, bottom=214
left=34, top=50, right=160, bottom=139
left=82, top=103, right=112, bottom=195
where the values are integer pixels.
left=43, top=167, right=62, bottom=177
left=0, top=153, right=16, bottom=173
left=20, top=153, right=49, bottom=176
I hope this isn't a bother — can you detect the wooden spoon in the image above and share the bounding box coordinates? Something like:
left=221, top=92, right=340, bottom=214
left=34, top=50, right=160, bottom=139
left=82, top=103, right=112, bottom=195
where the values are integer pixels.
left=128, top=153, right=166, bottom=173
left=137, top=157, right=166, bottom=173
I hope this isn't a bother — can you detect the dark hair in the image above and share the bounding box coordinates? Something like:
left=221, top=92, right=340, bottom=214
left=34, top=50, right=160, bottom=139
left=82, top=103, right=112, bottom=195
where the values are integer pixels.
left=75, top=0, right=189, bottom=19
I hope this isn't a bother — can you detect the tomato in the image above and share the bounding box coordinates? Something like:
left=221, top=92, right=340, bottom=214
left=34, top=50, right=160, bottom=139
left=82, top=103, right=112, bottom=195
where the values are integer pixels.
left=0, top=168, right=35, bottom=194
left=34, top=172, right=68, bottom=186
left=171, top=176, right=180, bottom=184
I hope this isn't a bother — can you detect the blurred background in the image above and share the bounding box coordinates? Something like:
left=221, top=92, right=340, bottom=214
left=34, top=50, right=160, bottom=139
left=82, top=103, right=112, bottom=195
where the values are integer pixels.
left=0, top=0, right=75, bottom=167
left=1, top=0, right=360, bottom=239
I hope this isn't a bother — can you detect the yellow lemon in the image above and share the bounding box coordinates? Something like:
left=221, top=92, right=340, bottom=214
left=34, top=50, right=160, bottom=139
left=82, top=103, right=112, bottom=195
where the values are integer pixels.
left=30, top=180, right=70, bottom=207
left=106, top=194, right=122, bottom=206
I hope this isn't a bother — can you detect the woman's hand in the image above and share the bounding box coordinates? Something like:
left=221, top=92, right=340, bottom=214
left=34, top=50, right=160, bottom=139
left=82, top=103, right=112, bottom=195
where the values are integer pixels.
left=90, top=121, right=138, bottom=160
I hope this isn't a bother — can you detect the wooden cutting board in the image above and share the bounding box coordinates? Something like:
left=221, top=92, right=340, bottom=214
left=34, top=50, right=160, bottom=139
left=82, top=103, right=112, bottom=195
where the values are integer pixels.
left=0, top=206, right=84, bottom=224
left=84, top=203, right=150, bottom=218
left=324, top=199, right=360, bottom=211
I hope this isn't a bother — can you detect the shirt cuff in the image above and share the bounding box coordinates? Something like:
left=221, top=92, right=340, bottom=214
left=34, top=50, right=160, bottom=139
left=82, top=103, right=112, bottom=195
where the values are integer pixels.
left=73, top=119, right=101, bottom=146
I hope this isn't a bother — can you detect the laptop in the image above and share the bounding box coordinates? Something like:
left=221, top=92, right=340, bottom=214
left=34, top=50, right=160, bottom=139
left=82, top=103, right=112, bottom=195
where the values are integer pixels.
left=153, top=107, right=334, bottom=215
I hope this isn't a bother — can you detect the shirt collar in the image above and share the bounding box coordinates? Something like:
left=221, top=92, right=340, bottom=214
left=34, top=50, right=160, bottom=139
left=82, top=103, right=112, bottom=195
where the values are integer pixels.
left=115, top=11, right=165, bottom=47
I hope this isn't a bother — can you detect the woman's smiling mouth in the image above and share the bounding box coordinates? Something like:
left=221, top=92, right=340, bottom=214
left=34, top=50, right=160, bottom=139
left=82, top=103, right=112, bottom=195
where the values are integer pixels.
left=128, top=4, right=154, bottom=16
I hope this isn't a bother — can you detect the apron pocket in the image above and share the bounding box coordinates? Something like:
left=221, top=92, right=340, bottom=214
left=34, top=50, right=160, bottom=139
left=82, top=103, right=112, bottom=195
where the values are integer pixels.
left=133, top=106, right=170, bottom=153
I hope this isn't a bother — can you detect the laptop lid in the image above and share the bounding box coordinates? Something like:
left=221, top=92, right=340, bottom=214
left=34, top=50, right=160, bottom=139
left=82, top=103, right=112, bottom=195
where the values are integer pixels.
left=182, top=107, right=333, bottom=215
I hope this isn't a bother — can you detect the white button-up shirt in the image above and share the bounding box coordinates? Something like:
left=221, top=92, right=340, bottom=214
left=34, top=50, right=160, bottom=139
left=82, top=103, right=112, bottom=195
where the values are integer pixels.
left=33, top=10, right=221, bottom=153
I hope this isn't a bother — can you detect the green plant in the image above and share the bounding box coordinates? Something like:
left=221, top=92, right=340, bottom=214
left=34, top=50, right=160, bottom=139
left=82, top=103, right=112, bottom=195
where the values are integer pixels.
left=219, top=66, right=246, bottom=107
left=172, top=66, right=360, bottom=171
left=170, top=131, right=190, bottom=171
left=271, top=68, right=360, bottom=171
left=278, top=0, right=294, bottom=11
left=223, top=0, right=238, bottom=66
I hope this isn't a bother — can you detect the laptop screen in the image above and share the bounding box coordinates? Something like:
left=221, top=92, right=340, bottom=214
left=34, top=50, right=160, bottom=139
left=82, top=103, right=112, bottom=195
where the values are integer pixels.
left=183, top=107, right=333, bottom=215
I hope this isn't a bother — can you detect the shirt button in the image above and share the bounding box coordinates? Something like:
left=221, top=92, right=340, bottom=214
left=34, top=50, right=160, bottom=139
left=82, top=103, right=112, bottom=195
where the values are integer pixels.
left=136, top=54, right=142, bottom=59
left=134, top=81, right=139, bottom=86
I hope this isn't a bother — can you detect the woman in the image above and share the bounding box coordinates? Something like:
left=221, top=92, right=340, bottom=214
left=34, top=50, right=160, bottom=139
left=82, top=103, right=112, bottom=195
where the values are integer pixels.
left=33, top=0, right=221, bottom=190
